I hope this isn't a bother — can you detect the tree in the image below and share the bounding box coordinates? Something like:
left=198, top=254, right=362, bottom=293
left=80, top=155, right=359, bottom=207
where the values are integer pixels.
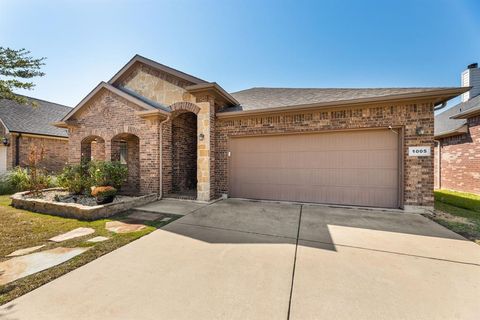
left=0, top=47, right=46, bottom=105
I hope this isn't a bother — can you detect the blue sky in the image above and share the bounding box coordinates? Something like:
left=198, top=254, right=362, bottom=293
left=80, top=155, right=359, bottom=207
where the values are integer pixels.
left=1, top=0, right=479, bottom=109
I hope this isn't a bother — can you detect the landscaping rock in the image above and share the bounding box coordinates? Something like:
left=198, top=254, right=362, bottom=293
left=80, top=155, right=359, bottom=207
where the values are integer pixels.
left=0, top=247, right=89, bottom=286
left=49, top=227, right=95, bottom=242
left=6, top=245, right=45, bottom=257
left=127, top=211, right=162, bottom=221
left=105, top=221, right=146, bottom=233
left=160, top=217, right=172, bottom=222
left=86, top=236, right=109, bottom=243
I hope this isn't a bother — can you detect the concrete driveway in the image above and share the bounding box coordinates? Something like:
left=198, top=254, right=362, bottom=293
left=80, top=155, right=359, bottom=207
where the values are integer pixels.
left=2, top=199, right=480, bottom=320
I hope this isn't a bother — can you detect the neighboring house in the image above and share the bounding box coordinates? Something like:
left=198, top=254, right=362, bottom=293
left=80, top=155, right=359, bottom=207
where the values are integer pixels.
left=434, top=63, right=480, bottom=194
left=54, top=55, right=466, bottom=210
left=0, top=95, right=71, bottom=173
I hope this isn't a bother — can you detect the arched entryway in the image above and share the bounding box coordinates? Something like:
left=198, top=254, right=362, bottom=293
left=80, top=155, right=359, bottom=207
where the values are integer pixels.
left=111, top=133, right=140, bottom=194
left=171, top=111, right=197, bottom=198
left=81, top=136, right=105, bottom=162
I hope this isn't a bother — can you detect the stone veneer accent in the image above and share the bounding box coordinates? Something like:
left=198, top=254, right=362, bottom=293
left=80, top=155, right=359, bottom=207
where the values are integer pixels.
left=434, top=115, right=480, bottom=194
left=215, top=101, right=435, bottom=208
left=119, top=63, right=196, bottom=106
left=11, top=188, right=157, bottom=220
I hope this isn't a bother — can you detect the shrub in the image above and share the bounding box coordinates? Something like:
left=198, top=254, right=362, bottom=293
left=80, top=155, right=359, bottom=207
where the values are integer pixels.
left=91, top=186, right=117, bottom=198
left=57, top=162, right=90, bottom=195
left=7, top=167, right=30, bottom=192
left=89, top=161, right=128, bottom=189
left=26, top=145, right=50, bottom=196
left=0, top=173, right=16, bottom=195
left=1, top=167, right=57, bottom=195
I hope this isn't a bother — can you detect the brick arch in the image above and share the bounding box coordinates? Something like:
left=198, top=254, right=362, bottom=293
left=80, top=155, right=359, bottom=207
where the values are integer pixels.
left=80, top=129, right=106, bottom=141
left=170, top=102, right=200, bottom=115
left=110, top=126, right=143, bottom=138
left=80, top=134, right=106, bottom=162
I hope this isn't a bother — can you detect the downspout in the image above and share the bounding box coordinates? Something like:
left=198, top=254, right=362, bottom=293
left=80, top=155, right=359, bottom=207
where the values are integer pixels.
left=15, top=133, right=21, bottom=167
left=434, top=139, right=441, bottom=190
left=158, top=115, right=171, bottom=199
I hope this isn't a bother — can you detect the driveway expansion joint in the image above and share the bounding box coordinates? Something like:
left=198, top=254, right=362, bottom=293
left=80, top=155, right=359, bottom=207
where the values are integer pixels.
left=287, top=204, right=303, bottom=320
left=298, top=238, right=480, bottom=267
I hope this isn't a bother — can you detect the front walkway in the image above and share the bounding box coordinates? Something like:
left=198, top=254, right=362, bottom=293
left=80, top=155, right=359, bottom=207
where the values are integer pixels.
left=2, top=199, right=480, bottom=319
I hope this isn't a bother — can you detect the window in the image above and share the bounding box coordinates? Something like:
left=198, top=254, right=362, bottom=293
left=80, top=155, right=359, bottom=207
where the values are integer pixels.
left=119, top=141, right=128, bottom=165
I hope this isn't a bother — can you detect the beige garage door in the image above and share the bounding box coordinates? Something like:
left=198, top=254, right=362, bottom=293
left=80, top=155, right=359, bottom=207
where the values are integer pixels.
left=229, top=129, right=400, bottom=208
left=0, top=146, right=6, bottom=174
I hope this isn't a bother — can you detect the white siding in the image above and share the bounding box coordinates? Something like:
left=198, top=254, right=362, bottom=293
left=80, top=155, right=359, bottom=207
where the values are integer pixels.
left=462, top=67, right=480, bottom=102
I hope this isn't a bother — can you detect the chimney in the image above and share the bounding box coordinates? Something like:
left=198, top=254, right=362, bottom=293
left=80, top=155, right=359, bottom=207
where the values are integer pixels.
left=461, top=63, right=480, bottom=102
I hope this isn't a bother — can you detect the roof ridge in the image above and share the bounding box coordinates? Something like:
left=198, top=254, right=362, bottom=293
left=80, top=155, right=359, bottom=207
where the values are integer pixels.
left=230, top=87, right=460, bottom=94
left=134, top=54, right=208, bottom=84
left=12, top=93, right=71, bottom=109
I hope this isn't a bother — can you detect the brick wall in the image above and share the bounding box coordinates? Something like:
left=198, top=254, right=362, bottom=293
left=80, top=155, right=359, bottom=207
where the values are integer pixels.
left=16, top=135, right=68, bottom=173
left=215, top=101, right=435, bottom=208
left=435, top=116, right=480, bottom=194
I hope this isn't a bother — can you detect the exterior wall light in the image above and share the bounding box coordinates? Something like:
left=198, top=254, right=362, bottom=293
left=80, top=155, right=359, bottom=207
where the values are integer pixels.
left=198, top=133, right=205, bottom=141
left=416, top=127, right=425, bottom=136
left=2, top=137, right=9, bottom=146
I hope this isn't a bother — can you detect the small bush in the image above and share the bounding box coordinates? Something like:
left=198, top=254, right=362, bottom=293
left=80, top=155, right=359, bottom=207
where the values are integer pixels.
left=58, top=161, right=128, bottom=195
left=89, top=161, right=128, bottom=189
left=434, top=189, right=480, bottom=213
left=0, top=167, right=57, bottom=195
left=0, top=173, right=16, bottom=195
left=57, top=162, right=90, bottom=195
left=91, top=186, right=117, bottom=198
left=7, top=167, right=30, bottom=192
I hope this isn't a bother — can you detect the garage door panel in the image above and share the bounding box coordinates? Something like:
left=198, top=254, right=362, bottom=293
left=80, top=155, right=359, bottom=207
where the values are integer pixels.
left=234, top=167, right=397, bottom=188
left=229, top=130, right=399, bottom=208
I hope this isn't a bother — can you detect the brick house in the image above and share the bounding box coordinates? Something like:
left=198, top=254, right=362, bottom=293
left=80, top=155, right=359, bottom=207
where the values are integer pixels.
left=0, top=95, right=70, bottom=173
left=55, top=55, right=466, bottom=211
left=434, top=63, right=480, bottom=194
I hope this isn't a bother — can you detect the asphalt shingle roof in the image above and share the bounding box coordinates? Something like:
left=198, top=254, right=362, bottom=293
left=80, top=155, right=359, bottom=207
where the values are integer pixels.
left=0, top=95, right=71, bottom=137
left=435, top=94, right=480, bottom=137
left=227, top=87, right=459, bottom=112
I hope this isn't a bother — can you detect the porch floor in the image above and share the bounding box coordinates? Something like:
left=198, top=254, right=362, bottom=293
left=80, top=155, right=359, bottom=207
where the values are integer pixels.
left=165, top=189, right=197, bottom=201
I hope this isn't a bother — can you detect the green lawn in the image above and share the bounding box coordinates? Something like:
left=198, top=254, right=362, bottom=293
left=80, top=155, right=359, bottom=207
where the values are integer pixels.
left=0, top=195, right=177, bottom=305
left=433, top=190, right=480, bottom=244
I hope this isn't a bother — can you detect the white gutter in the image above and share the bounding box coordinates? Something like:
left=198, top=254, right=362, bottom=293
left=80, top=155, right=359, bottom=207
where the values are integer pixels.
left=434, top=140, right=441, bottom=190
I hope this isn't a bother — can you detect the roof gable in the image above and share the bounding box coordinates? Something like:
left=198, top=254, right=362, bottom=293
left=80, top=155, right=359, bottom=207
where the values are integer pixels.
left=59, top=82, right=169, bottom=123
left=109, top=55, right=207, bottom=86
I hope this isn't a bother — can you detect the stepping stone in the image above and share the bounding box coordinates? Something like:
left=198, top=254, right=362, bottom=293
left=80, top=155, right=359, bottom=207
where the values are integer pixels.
left=0, top=247, right=89, bottom=286
left=105, top=221, right=146, bottom=234
left=49, top=227, right=95, bottom=242
left=160, top=217, right=172, bottom=222
left=127, top=211, right=162, bottom=221
left=86, top=236, right=109, bottom=243
left=6, top=245, right=45, bottom=257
